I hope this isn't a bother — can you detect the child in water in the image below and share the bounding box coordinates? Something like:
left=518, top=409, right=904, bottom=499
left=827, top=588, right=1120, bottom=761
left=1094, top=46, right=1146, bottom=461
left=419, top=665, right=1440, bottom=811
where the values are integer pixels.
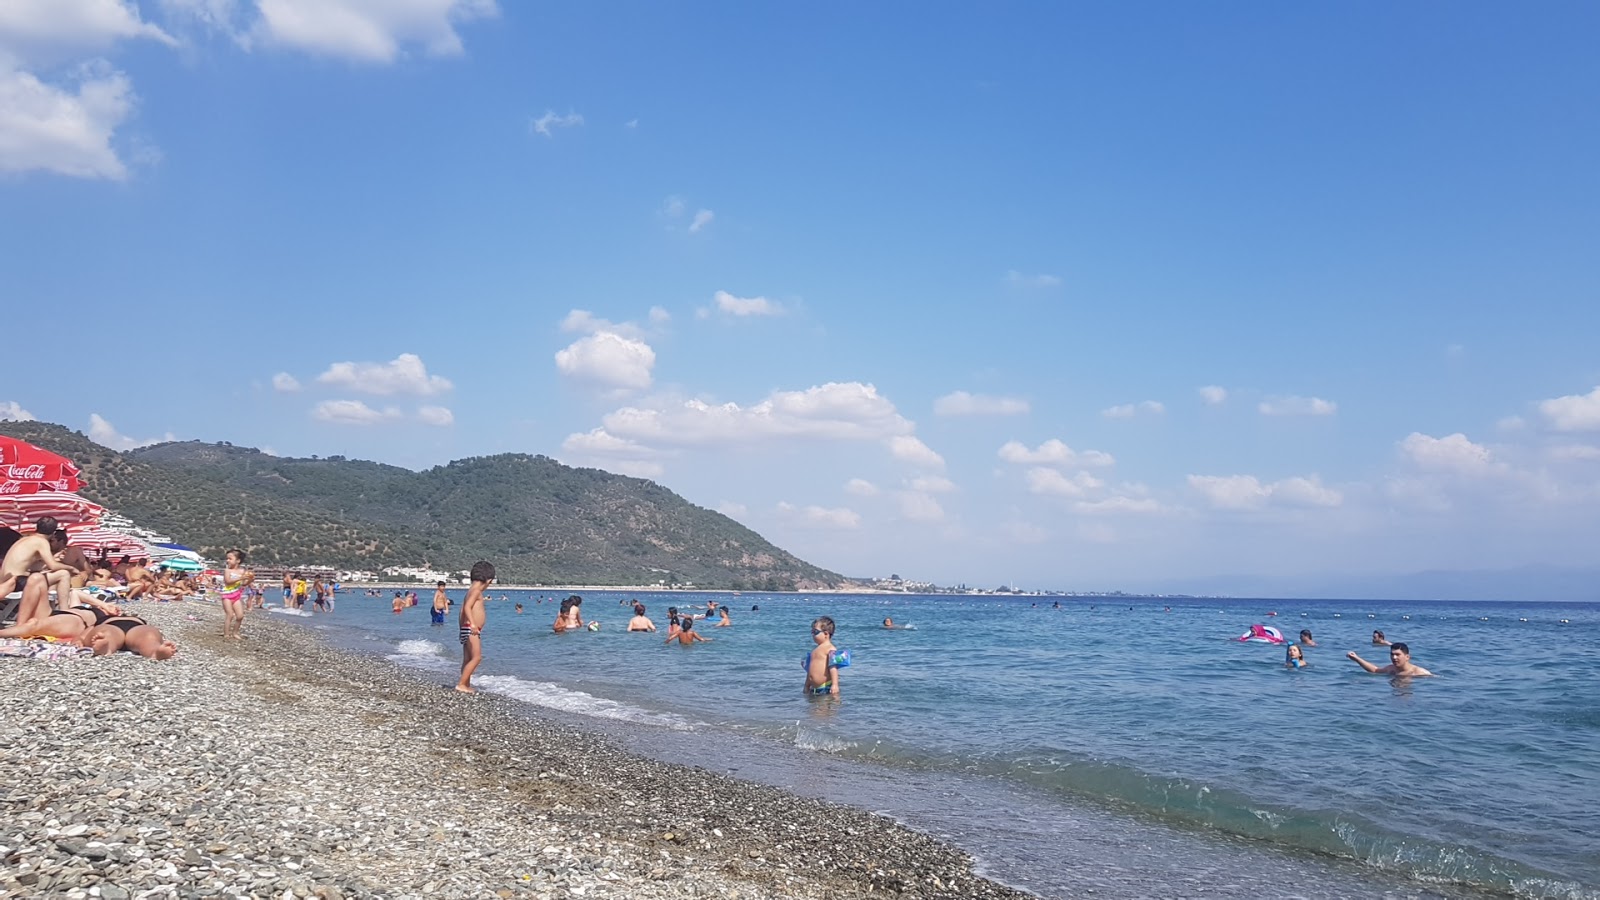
left=805, top=617, right=844, bottom=697
left=665, top=615, right=710, bottom=645
left=1286, top=643, right=1307, bottom=668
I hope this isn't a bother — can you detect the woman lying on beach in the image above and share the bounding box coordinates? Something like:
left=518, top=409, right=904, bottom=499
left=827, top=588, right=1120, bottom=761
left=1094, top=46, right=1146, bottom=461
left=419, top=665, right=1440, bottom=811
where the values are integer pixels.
left=0, top=595, right=124, bottom=642
left=82, top=616, right=178, bottom=660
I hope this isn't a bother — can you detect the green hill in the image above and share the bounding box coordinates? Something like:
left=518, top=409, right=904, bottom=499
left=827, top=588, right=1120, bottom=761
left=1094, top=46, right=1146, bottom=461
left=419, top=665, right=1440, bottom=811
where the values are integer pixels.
left=0, top=421, right=847, bottom=589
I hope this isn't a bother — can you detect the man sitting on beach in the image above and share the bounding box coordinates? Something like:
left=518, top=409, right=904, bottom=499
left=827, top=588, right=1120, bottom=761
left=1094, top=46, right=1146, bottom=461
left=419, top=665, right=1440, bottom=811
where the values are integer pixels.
left=2, top=518, right=80, bottom=621
left=456, top=560, right=496, bottom=694
left=1347, top=642, right=1433, bottom=677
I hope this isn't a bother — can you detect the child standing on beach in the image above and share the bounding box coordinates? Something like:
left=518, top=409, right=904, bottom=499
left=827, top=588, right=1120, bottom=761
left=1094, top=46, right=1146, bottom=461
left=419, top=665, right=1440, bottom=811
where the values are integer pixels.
left=805, top=617, right=843, bottom=697
left=219, top=549, right=253, bottom=641
left=456, top=560, right=496, bottom=694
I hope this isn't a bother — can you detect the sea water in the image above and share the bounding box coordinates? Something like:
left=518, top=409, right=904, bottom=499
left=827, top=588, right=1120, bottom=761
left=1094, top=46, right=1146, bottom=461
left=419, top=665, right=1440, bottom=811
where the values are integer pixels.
left=302, top=591, right=1598, bottom=899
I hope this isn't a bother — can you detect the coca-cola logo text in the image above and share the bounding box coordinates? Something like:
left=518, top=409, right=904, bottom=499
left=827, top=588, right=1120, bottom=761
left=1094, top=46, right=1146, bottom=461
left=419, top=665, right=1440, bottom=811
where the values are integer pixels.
left=0, top=464, right=46, bottom=479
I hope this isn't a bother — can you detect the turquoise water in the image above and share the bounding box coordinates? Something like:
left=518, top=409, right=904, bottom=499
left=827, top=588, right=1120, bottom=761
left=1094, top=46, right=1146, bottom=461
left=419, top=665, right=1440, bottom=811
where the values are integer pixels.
left=298, top=591, right=1599, bottom=898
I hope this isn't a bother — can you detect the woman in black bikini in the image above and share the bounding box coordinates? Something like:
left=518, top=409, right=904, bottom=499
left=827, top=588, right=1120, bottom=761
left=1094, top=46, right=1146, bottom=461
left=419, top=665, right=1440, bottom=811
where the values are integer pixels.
left=83, top=616, right=178, bottom=660
left=0, top=597, right=122, bottom=642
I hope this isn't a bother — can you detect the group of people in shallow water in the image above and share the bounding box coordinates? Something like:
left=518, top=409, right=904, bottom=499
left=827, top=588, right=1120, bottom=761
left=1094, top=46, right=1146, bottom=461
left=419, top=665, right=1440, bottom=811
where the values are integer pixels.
left=0, top=517, right=182, bottom=659
left=1285, top=627, right=1434, bottom=677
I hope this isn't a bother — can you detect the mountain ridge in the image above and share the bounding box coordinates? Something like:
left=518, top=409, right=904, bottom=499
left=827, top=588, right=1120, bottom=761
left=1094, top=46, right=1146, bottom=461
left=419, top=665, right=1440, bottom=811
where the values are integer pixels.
left=0, top=421, right=848, bottom=589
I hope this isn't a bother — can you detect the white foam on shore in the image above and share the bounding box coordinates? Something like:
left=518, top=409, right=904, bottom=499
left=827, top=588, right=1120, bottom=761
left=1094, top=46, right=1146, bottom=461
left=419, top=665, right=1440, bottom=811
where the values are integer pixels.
left=387, top=639, right=453, bottom=671
left=475, top=675, right=692, bottom=730
left=795, top=725, right=855, bottom=753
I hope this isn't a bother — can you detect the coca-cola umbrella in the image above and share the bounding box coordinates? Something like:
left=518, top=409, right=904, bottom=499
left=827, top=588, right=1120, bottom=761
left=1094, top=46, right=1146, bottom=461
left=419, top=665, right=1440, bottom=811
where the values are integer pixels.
left=0, top=491, right=105, bottom=528
left=0, top=436, right=84, bottom=494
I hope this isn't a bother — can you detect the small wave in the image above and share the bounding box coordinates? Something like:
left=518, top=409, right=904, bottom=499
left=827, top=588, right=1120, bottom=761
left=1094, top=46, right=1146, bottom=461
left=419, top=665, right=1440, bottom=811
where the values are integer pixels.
left=396, top=639, right=445, bottom=656
left=795, top=726, right=855, bottom=753
left=475, top=675, right=691, bottom=730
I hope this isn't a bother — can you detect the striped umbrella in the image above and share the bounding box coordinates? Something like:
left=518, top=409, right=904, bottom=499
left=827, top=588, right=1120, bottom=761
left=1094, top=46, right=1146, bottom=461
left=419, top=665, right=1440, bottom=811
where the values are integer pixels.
left=0, top=491, right=105, bottom=528
left=64, top=525, right=152, bottom=558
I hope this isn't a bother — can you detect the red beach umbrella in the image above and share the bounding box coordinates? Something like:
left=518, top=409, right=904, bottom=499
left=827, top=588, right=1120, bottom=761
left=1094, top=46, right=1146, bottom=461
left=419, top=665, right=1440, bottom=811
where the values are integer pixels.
left=0, top=491, right=105, bottom=528
left=0, top=436, right=84, bottom=494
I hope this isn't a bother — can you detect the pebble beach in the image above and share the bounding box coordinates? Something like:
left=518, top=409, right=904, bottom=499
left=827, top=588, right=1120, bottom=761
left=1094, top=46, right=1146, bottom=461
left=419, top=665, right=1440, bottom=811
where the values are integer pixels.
left=1, top=603, right=1032, bottom=900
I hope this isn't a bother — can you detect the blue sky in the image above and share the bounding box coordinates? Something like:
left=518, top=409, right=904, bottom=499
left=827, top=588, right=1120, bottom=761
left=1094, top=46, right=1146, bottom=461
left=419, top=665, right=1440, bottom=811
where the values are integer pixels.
left=3, top=1, right=1598, bottom=590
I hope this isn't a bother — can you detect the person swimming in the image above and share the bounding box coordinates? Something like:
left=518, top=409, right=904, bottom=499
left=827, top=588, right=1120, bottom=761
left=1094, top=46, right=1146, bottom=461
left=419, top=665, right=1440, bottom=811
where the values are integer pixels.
left=1286, top=644, right=1307, bottom=668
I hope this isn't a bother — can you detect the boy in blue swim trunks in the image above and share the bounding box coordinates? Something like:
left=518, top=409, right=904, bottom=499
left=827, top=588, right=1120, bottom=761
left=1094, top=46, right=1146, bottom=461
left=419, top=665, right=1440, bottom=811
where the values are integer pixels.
left=805, top=616, right=841, bottom=697
left=455, top=561, right=496, bottom=694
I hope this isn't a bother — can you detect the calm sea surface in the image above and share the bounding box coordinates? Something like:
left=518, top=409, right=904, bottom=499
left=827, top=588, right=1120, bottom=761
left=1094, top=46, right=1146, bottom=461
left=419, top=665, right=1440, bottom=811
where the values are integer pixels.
left=285, top=591, right=1599, bottom=899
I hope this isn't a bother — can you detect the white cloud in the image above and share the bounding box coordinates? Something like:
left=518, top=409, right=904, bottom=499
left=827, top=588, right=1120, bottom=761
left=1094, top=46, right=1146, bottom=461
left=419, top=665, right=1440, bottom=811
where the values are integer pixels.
left=648, top=306, right=670, bottom=324
left=1540, top=386, right=1600, bottom=432
left=1259, top=395, right=1337, bottom=416
left=688, top=209, right=714, bottom=233
left=998, top=439, right=1115, bottom=468
left=245, top=0, right=498, bottom=63
left=1074, top=496, right=1163, bottom=515
left=603, top=382, right=913, bottom=446
left=317, top=353, right=452, bottom=396
left=777, top=501, right=860, bottom=530
left=716, top=501, right=747, bottom=518
left=1549, top=444, right=1600, bottom=461
left=1006, top=270, right=1062, bottom=288
left=1398, top=432, right=1497, bottom=476
left=1102, top=400, right=1165, bottom=419
left=310, top=399, right=401, bottom=426
left=712, top=290, right=784, bottom=317
left=554, top=332, right=656, bottom=392
left=530, top=108, right=583, bottom=137
left=907, top=475, right=956, bottom=494
left=1271, top=476, right=1344, bottom=507
left=844, top=478, right=879, bottom=497
left=933, top=391, right=1029, bottom=417
left=559, top=309, right=651, bottom=341
left=887, top=435, right=945, bottom=470
left=561, top=428, right=658, bottom=459
left=0, top=401, right=35, bottom=421
left=87, top=412, right=173, bottom=450
left=0, top=62, right=136, bottom=179
left=1187, top=474, right=1342, bottom=509
left=1198, top=385, right=1228, bottom=406
left=416, top=405, right=453, bottom=427
left=897, top=492, right=945, bottom=522
left=1497, top=415, right=1527, bottom=432
left=661, top=195, right=685, bottom=218
left=1025, top=467, right=1103, bottom=497
left=271, top=372, right=301, bottom=392
left=0, top=1, right=181, bottom=181
left=0, top=0, right=174, bottom=60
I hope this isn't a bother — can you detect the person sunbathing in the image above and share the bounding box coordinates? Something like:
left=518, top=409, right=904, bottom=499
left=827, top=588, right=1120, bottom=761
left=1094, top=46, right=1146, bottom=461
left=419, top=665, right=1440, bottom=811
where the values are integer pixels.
left=82, top=616, right=177, bottom=659
left=0, top=597, right=122, bottom=641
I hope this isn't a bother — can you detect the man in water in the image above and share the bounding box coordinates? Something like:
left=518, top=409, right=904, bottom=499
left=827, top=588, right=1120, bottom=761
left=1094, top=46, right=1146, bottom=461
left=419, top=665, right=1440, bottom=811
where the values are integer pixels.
left=1298, top=629, right=1316, bottom=647
left=1347, top=642, right=1433, bottom=677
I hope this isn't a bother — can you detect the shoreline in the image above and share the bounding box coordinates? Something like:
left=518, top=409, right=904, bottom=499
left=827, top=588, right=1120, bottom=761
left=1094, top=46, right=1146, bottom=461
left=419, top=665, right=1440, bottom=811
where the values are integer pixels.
left=2, top=602, right=1031, bottom=899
